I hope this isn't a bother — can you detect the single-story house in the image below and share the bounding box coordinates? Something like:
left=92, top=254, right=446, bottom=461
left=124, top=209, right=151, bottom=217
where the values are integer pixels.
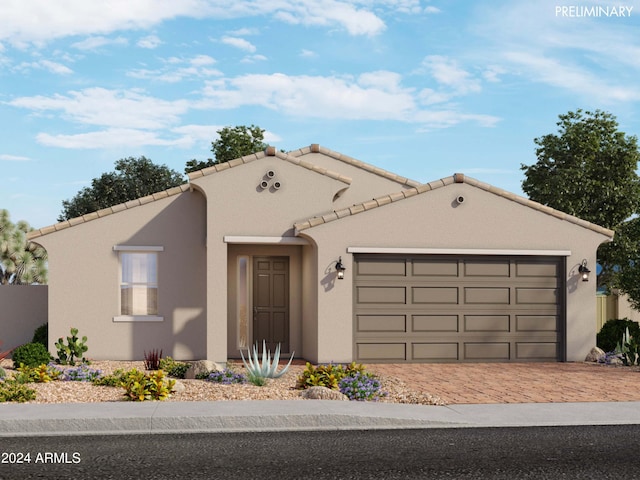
left=28, top=144, right=614, bottom=363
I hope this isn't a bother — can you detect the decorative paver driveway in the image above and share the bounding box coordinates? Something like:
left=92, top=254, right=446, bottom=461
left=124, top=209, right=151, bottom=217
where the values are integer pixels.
left=370, top=363, right=640, bottom=404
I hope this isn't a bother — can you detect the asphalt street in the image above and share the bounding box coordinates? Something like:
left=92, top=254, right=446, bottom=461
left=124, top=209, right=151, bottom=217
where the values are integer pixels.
left=2, top=425, right=639, bottom=479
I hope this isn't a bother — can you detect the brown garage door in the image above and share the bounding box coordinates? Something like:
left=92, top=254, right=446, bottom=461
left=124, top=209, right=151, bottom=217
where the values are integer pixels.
left=353, top=255, right=564, bottom=363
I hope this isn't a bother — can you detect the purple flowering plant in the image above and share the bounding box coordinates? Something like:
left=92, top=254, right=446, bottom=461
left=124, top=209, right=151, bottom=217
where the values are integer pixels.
left=204, top=368, right=246, bottom=384
left=338, top=371, right=387, bottom=401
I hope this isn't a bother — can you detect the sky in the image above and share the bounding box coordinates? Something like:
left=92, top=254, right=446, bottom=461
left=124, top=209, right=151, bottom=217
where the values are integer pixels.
left=1, top=0, right=639, bottom=229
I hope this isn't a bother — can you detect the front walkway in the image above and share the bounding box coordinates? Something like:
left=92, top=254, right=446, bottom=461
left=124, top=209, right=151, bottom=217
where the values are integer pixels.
left=369, top=362, right=640, bottom=404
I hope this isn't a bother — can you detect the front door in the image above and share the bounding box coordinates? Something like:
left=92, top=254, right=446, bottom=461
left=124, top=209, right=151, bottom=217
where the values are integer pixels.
left=253, top=256, right=290, bottom=352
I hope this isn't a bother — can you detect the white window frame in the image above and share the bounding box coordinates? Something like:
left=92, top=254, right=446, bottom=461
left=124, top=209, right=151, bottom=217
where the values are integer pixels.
left=113, top=245, right=164, bottom=323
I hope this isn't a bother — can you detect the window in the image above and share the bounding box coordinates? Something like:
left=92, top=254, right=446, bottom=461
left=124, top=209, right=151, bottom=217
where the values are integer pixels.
left=113, top=246, right=163, bottom=322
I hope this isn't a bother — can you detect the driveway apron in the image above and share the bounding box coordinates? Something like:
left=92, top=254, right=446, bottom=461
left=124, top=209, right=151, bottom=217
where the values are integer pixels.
left=369, top=363, right=640, bottom=404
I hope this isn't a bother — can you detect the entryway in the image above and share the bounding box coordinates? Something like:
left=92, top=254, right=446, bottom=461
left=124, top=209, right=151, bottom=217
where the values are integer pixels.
left=253, top=256, right=290, bottom=352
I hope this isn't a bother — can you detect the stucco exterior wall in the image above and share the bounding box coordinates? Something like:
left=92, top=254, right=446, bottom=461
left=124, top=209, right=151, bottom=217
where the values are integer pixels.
left=0, top=285, right=48, bottom=352
left=301, top=183, right=610, bottom=363
left=190, top=156, right=354, bottom=362
left=33, top=191, right=207, bottom=361
left=295, top=150, right=417, bottom=211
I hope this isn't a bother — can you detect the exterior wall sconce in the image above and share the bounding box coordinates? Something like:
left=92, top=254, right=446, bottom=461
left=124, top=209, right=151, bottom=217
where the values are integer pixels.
left=578, top=259, right=591, bottom=282
left=335, top=257, right=346, bottom=280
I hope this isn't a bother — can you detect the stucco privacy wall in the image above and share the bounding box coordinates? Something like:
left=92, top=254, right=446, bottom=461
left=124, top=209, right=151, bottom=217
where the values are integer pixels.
left=31, top=191, right=207, bottom=361
left=297, top=181, right=612, bottom=363
left=0, top=286, right=47, bottom=352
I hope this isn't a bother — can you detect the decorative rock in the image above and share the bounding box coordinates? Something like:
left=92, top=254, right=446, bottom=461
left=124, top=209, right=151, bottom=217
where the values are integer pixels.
left=171, top=380, right=185, bottom=394
left=184, top=360, right=224, bottom=379
left=300, top=386, right=349, bottom=401
left=585, top=346, right=606, bottom=363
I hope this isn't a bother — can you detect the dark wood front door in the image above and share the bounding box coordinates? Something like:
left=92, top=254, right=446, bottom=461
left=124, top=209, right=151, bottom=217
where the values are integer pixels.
left=253, top=256, right=289, bottom=352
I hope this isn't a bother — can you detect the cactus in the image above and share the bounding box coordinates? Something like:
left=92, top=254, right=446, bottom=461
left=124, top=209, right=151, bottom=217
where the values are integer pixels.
left=55, top=327, right=89, bottom=366
left=240, top=340, right=294, bottom=379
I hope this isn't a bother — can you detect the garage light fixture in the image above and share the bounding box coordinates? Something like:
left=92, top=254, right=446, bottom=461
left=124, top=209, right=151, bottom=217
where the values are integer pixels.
left=335, top=257, right=346, bottom=280
left=578, top=259, right=591, bottom=282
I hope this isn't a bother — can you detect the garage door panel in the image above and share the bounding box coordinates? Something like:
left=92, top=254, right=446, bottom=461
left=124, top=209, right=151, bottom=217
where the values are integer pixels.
left=412, top=343, right=459, bottom=360
left=357, top=286, right=406, bottom=304
left=516, top=315, right=557, bottom=332
left=357, top=259, right=406, bottom=276
left=464, top=260, right=510, bottom=277
left=412, top=259, right=458, bottom=276
left=516, top=288, right=558, bottom=304
left=357, top=315, right=406, bottom=332
left=516, top=342, right=557, bottom=360
left=357, top=343, right=406, bottom=361
left=465, top=342, right=510, bottom=360
left=516, top=262, right=558, bottom=277
left=464, top=287, right=510, bottom=304
left=412, top=315, right=458, bottom=332
left=354, top=255, right=563, bottom=363
left=464, top=315, right=510, bottom=332
left=412, top=287, right=458, bottom=304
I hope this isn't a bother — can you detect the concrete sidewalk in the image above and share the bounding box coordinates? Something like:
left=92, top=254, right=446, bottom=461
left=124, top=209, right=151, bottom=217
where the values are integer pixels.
left=2, top=400, right=640, bottom=437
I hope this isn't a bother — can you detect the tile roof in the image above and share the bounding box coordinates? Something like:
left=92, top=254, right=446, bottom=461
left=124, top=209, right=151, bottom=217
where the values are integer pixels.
left=27, top=184, right=192, bottom=240
left=294, top=173, right=616, bottom=238
left=27, top=145, right=353, bottom=240
left=288, top=144, right=422, bottom=188
left=187, top=146, right=353, bottom=186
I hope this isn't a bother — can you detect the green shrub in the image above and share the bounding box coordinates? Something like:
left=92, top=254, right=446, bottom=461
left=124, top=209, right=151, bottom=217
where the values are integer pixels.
left=55, top=327, right=88, bottom=365
left=158, top=357, right=190, bottom=378
left=0, top=379, right=36, bottom=402
left=121, top=369, right=176, bottom=401
left=597, top=318, right=640, bottom=352
left=15, top=363, right=62, bottom=383
left=0, top=367, right=5, bottom=379
left=296, top=362, right=367, bottom=390
left=12, top=342, right=52, bottom=368
left=92, top=369, right=127, bottom=387
left=32, top=323, right=48, bottom=348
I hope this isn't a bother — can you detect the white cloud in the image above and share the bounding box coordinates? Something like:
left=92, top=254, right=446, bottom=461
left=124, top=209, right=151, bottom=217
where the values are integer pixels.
left=0, top=154, right=30, bottom=161
left=71, top=36, right=128, bottom=50
left=424, top=6, right=440, bottom=14
left=40, top=59, right=73, bottom=75
left=300, top=49, right=316, bottom=58
left=0, top=0, right=396, bottom=45
left=503, top=50, right=640, bottom=103
left=422, top=55, right=481, bottom=95
left=471, top=1, right=640, bottom=103
left=9, top=87, right=190, bottom=129
left=127, top=55, right=221, bottom=82
left=15, top=59, right=73, bottom=75
left=221, top=36, right=256, bottom=52
left=137, top=35, right=162, bottom=49
left=36, top=128, right=193, bottom=149
left=240, top=54, right=267, bottom=63
left=172, top=124, right=282, bottom=147
left=190, top=54, right=216, bottom=66
left=197, top=71, right=497, bottom=128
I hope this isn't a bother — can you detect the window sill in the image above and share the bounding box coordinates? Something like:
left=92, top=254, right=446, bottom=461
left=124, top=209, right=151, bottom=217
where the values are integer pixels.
left=113, top=315, right=164, bottom=323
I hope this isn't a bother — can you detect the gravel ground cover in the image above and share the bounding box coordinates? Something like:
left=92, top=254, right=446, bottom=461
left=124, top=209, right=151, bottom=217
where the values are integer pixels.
left=0, top=359, right=446, bottom=405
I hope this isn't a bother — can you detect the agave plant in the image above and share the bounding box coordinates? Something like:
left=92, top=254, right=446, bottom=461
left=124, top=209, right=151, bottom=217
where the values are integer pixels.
left=240, top=340, right=294, bottom=379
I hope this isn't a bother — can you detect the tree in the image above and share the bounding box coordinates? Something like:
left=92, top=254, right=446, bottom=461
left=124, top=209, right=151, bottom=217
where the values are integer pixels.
left=521, top=109, right=640, bottom=300
left=185, top=125, right=268, bottom=174
left=59, top=157, right=184, bottom=221
left=0, top=209, right=47, bottom=285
